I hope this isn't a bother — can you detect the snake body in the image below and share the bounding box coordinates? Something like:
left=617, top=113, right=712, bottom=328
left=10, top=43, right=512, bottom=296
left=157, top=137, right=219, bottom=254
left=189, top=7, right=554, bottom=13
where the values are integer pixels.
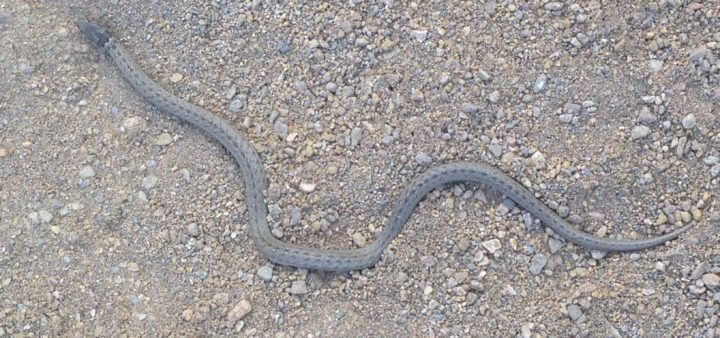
left=76, top=20, right=692, bottom=272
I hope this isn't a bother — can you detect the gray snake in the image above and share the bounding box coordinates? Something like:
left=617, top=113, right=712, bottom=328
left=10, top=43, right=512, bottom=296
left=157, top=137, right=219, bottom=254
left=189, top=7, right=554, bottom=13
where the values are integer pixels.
left=77, top=20, right=692, bottom=272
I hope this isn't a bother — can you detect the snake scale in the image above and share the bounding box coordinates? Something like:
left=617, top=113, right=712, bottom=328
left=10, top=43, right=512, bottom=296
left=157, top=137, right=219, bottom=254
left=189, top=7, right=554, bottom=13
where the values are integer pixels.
left=76, top=19, right=692, bottom=272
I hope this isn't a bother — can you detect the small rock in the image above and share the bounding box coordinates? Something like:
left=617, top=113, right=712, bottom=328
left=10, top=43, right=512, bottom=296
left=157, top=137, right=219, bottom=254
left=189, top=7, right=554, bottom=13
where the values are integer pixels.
left=187, top=223, right=200, bottom=237
left=558, top=114, right=573, bottom=124
left=181, top=309, right=194, bottom=321
left=79, top=166, right=95, bottom=178
left=123, top=117, right=142, bottom=129
left=637, top=110, right=657, bottom=124
left=703, top=274, right=720, bottom=289
left=293, top=81, right=308, bottom=92
left=257, top=266, right=273, bottom=281
left=641, top=96, right=656, bottom=104
left=682, top=114, right=696, bottom=129
left=155, top=133, right=173, bottom=146
left=528, top=254, right=547, bottom=275
left=415, top=152, right=432, bottom=165
left=532, top=74, right=547, bottom=92
left=411, top=30, right=428, bottom=42
left=0, top=148, right=7, bottom=158
left=410, top=88, right=424, bottom=102
left=227, top=299, right=252, bottom=322
left=548, top=238, right=563, bottom=253
left=690, top=262, right=710, bottom=280
left=350, top=127, right=363, bottom=147
left=649, top=59, right=663, bottom=72
left=273, top=120, right=288, bottom=135
left=703, top=156, right=719, bottom=165
left=287, top=280, right=309, bottom=295
left=482, top=239, right=502, bottom=254
left=38, top=210, right=53, bottom=223
left=299, top=182, right=316, bottom=193
left=229, top=98, right=244, bottom=113
left=143, top=176, right=158, bottom=190
left=461, top=103, right=478, bottom=114
left=355, top=37, right=369, bottom=48
left=631, top=126, right=651, bottom=139
left=127, top=262, right=140, bottom=272
left=487, top=90, right=500, bottom=103
left=289, top=207, right=302, bottom=225
left=169, top=73, right=183, bottom=83
left=530, top=151, right=546, bottom=168
left=478, top=69, right=492, bottom=81
left=544, top=2, right=564, bottom=11
left=567, top=304, right=583, bottom=321
left=277, top=41, right=291, bottom=53
left=352, top=232, right=367, bottom=247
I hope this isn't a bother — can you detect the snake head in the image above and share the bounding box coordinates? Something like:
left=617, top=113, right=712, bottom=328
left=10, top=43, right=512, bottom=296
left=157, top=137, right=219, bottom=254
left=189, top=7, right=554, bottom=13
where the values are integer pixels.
left=76, top=19, right=111, bottom=48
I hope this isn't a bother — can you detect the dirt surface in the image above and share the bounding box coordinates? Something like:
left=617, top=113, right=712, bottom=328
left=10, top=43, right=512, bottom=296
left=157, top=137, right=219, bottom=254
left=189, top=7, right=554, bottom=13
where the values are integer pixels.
left=1, top=1, right=719, bottom=337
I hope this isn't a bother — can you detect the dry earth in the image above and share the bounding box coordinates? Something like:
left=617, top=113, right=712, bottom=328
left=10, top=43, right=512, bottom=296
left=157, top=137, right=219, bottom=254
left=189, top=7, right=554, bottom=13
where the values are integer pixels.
left=1, top=0, right=719, bottom=337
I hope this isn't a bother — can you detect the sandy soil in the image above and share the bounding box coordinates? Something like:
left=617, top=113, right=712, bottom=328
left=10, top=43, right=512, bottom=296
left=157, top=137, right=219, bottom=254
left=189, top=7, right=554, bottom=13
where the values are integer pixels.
left=1, top=1, right=719, bottom=337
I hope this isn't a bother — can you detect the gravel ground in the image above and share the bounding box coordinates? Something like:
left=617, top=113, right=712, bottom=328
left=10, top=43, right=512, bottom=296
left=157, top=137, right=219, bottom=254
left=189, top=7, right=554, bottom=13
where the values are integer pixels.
left=1, top=1, right=719, bottom=336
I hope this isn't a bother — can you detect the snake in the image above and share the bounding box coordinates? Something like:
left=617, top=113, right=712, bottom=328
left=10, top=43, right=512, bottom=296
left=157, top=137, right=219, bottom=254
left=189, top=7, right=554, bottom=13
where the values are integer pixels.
left=76, top=19, right=693, bottom=272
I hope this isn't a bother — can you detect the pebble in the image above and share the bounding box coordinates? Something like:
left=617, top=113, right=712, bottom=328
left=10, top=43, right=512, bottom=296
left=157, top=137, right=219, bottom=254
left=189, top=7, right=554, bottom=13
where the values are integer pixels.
left=691, top=262, right=710, bottom=280
left=38, top=209, right=53, bottom=223
left=558, top=114, right=573, bottom=124
left=410, top=88, right=424, bottom=102
left=299, top=182, right=316, bottom=193
left=488, top=144, right=503, bottom=158
left=143, top=176, right=158, bottom=190
left=355, top=37, right=369, bottom=48
left=181, top=309, right=194, bottom=321
left=637, top=110, right=657, bottom=124
left=703, top=274, right=720, bottom=289
left=415, top=152, right=432, bottom=165
left=481, top=239, right=502, bottom=254
left=352, top=232, right=367, bottom=247
left=461, top=103, right=478, bottom=114
left=155, top=133, right=173, bottom=146
left=544, top=2, right=564, bottom=11
left=411, top=30, right=428, bottom=42
left=0, top=147, right=7, bottom=158
left=289, top=207, right=302, bottom=225
left=227, top=299, right=252, bottom=322
left=704, top=156, right=719, bottom=165
left=682, top=113, right=696, bottom=129
left=530, top=151, right=546, bottom=168
left=528, top=254, right=547, bottom=275
left=274, top=120, right=288, bottom=135
left=532, top=74, right=547, bottom=92
left=641, top=96, right=656, bottom=104
left=229, top=98, right=244, bottom=113
left=287, top=280, right=309, bottom=295
left=127, top=262, right=140, bottom=272
left=256, top=266, right=273, bottom=281
left=548, top=238, right=563, bottom=253
left=478, top=69, right=492, bottom=81
left=712, top=165, right=720, bottom=178
left=487, top=90, right=500, bottom=103
left=567, top=304, right=583, bottom=321
left=350, top=127, right=363, bottom=147
left=277, top=41, right=291, bottom=53
left=169, top=73, right=183, bottom=83
left=649, top=59, right=663, bottom=72
left=187, top=223, right=200, bottom=237
left=631, top=126, right=651, bottom=139
left=27, top=212, right=39, bottom=224
left=79, top=166, right=95, bottom=178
